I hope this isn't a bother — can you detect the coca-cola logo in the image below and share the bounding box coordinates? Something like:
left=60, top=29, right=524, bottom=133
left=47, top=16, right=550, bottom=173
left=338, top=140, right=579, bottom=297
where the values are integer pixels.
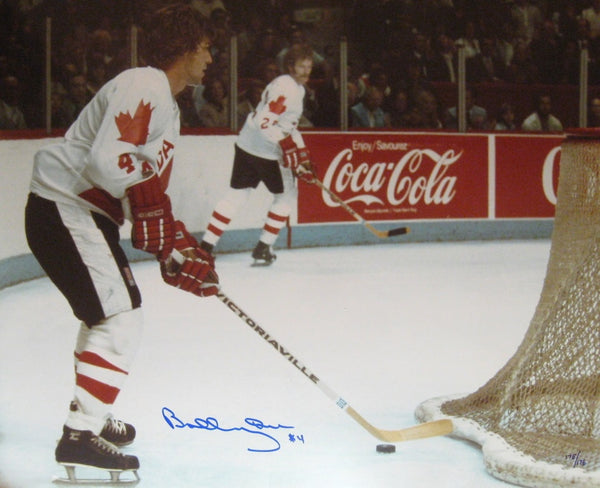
left=541, top=146, right=561, bottom=205
left=322, top=148, right=460, bottom=207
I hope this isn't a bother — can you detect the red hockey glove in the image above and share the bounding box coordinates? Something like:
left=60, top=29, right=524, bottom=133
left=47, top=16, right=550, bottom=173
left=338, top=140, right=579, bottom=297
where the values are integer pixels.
left=127, top=174, right=175, bottom=260
left=295, top=159, right=317, bottom=183
left=160, top=250, right=219, bottom=297
left=172, top=220, right=215, bottom=267
left=279, top=135, right=311, bottom=171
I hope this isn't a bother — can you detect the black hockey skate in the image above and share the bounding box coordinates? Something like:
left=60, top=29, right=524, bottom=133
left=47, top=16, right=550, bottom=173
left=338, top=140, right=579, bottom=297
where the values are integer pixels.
left=251, top=241, right=276, bottom=266
left=54, top=426, right=140, bottom=485
left=70, top=402, right=136, bottom=447
left=101, top=415, right=136, bottom=447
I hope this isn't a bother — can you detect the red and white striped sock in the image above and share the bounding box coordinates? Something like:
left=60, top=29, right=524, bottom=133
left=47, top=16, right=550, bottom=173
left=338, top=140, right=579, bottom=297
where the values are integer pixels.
left=259, top=209, right=289, bottom=245
left=203, top=209, right=232, bottom=246
left=67, top=309, right=143, bottom=434
left=202, top=189, right=249, bottom=246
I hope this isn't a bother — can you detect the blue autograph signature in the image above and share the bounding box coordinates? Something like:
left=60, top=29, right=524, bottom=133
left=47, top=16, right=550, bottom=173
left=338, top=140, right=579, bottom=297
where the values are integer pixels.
left=162, top=407, right=295, bottom=452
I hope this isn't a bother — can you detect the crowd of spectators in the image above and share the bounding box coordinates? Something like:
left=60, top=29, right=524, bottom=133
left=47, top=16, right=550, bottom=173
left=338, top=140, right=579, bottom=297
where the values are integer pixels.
left=2, top=0, right=600, bottom=131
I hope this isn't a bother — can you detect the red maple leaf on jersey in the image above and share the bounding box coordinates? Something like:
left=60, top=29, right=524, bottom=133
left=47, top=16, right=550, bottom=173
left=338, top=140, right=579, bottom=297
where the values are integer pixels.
left=115, top=100, right=153, bottom=145
left=268, top=96, right=287, bottom=115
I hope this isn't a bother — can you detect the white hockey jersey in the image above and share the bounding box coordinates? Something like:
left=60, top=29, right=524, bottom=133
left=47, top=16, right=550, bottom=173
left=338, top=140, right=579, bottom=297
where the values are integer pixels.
left=30, top=67, right=180, bottom=225
left=236, top=74, right=306, bottom=161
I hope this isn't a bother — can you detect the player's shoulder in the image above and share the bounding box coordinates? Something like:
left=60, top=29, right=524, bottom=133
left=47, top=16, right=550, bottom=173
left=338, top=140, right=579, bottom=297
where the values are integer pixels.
left=269, top=74, right=300, bottom=92
left=107, top=67, right=170, bottom=100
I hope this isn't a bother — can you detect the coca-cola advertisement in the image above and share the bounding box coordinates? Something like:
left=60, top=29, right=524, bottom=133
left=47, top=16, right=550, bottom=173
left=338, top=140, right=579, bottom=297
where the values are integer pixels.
left=494, top=134, right=562, bottom=218
left=299, top=133, right=489, bottom=223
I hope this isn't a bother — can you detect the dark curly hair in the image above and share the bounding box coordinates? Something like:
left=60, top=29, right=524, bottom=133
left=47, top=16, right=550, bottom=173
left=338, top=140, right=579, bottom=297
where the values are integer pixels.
left=142, top=4, right=214, bottom=70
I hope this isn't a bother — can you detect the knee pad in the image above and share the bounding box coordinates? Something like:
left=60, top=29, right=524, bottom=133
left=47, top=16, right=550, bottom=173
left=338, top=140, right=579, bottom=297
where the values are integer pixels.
left=270, top=194, right=294, bottom=217
left=216, top=187, right=252, bottom=216
left=77, top=308, right=144, bottom=371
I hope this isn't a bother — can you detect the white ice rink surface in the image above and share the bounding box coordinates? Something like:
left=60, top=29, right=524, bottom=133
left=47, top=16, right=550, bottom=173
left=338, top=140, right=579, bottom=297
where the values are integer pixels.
left=0, top=239, right=553, bottom=488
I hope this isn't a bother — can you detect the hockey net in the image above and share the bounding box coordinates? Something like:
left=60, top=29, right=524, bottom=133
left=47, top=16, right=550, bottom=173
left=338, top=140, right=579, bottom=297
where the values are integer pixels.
left=416, top=130, right=600, bottom=488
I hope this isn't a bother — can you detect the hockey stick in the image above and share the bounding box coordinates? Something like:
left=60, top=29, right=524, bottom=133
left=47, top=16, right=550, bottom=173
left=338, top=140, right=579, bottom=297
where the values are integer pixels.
left=310, top=177, right=410, bottom=239
left=216, top=290, right=453, bottom=442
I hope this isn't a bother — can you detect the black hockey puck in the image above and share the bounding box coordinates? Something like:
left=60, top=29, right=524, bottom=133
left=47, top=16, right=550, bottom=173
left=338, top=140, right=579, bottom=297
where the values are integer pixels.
left=376, top=444, right=396, bottom=453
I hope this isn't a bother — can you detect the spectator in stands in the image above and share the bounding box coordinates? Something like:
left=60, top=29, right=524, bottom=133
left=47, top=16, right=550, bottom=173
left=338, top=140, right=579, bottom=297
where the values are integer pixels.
left=495, top=21, right=516, bottom=70
left=313, top=66, right=361, bottom=128
left=554, top=2, right=580, bottom=43
left=63, top=73, right=92, bottom=124
left=493, top=102, right=517, bottom=131
left=588, top=97, right=600, bottom=127
left=576, top=15, right=593, bottom=47
left=0, top=74, right=27, bottom=129
left=50, top=81, right=71, bottom=129
left=444, top=86, right=488, bottom=131
left=86, top=59, right=109, bottom=97
left=254, top=57, right=280, bottom=85
left=505, top=39, right=539, bottom=84
left=55, top=28, right=88, bottom=88
left=241, top=28, right=281, bottom=78
left=87, top=29, right=116, bottom=78
left=388, top=86, right=411, bottom=128
left=350, top=85, right=389, bottom=128
left=0, top=54, right=9, bottom=79
left=236, top=11, right=265, bottom=64
left=455, top=20, right=481, bottom=59
left=357, top=63, right=392, bottom=107
left=428, top=33, right=458, bottom=83
left=346, top=80, right=359, bottom=124
left=190, top=0, right=226, bottom=18
left=582, top=0, right=600, bottom=41
left=237, top=78, right=265, bottom=128
left=438, top=0, right=466, bottom=40
left=177, top=85, right=202, bottom=128
left=208, top=8, right=233, bottom=61
left=401, top=57, right=434, bottom=107
left=511, top=0, right=543, bottom=45
left=406, top=30, right=433, bottom=80
left=467, top=36, right=505, bottom=83
left=530, top=19, right=565, bottom=85
left=521, top=93, right=563, bottom=131
left=561, top=39, right=581, bottom=85
left=404, top=88, right=443, bottom=129
left=198, top=75, right=229, bottom=128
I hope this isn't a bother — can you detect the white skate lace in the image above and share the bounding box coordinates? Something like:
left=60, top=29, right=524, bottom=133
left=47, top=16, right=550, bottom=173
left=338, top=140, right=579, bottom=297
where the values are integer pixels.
left=105, top=417, right=127, bottom=435
left=92, top=434, right=126, bottom=457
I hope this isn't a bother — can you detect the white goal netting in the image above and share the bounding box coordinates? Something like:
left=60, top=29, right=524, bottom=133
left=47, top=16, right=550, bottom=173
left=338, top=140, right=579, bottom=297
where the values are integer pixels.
left=416, top=130, right=600, bottom=488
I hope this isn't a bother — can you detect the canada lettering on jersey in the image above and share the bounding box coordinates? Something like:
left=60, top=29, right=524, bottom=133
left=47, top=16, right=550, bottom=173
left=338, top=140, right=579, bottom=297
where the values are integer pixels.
left=157, top=139, right=175, bottom=172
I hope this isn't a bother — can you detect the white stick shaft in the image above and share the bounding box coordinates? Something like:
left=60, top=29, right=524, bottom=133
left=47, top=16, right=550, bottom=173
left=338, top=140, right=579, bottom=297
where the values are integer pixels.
left=216, top=291, right=453, bottom=442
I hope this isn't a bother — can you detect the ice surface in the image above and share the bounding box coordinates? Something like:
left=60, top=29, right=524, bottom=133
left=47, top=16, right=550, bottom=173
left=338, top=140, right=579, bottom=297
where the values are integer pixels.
left=0, top=240, right=551, bottom=487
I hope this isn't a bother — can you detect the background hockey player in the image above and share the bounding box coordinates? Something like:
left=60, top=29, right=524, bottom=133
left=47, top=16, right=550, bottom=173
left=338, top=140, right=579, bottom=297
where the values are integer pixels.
left=24, top=4, right=218, bottom=482
left=199, top=43, right=316, bottom=265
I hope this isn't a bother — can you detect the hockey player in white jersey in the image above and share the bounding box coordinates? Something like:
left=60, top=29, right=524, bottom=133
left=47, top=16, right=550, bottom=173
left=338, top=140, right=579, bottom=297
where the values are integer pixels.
left=199, top=43, right=316, bottom=265
left=24, top=5, right=217, bottom=483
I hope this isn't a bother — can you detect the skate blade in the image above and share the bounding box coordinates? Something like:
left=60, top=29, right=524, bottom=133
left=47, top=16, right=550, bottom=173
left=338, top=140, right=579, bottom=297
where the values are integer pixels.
left=53, top=463, right=140, bottom=486
left=251, top=259, right=275, bottom=267
left=251, top=254, right=276, bottom=267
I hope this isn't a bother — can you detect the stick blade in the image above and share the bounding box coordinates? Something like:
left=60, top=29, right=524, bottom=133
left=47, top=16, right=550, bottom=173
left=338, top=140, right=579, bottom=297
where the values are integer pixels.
left=380, top=419, right=454, bottom=442
left=387, top=226, right=410, bottom=237
left=346, top=407, right=453, bottom=442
